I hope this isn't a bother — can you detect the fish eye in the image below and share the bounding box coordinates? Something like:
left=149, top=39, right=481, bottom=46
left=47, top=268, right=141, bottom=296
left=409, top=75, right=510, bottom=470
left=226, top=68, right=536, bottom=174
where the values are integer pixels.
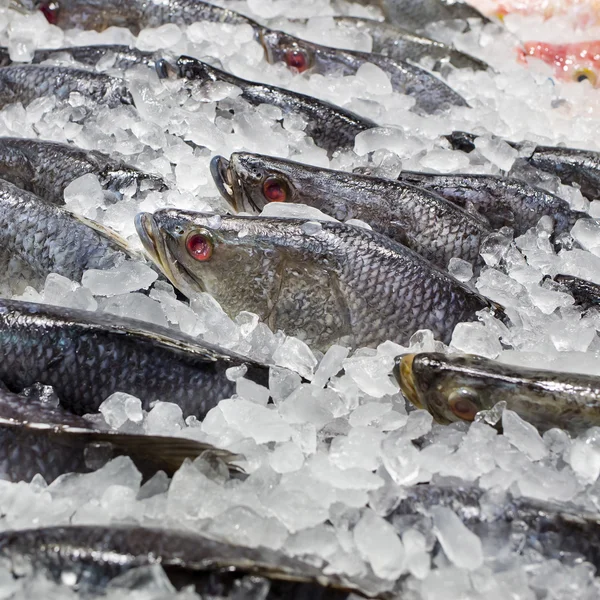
left=447, top=387, right=480, bottom=421
left=186, top=232, right=213, bottom=261
left=284, top=48, right=311, bottom=73
left=262, top=176, right=288, bottom=202
left=39, top=0, right=60, bottom=24
left=573, top=68, right=597, bottom=85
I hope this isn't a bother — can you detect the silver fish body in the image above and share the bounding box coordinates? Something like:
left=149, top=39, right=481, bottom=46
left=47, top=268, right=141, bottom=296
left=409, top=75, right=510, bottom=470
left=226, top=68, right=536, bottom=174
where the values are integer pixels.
left=260, top=29, right=469, bottom=114
left=136, top=210, right=497, bottom=351
left=212, top=152, right=491, bottom=269
left=0, top=137, right=167, bottom=205
left=332, top=17, right=489, bottom=71
left=0, top=386, right=235, bottom=482
left=172, top=56, right=376, bottom=156
left=397, top=170, right=583, bottom=235
left=0, top=525, right=357, bottom=597
left=395, top=352, right=600, bottom=434
left=0, top=298, right=268, bottom=418
left=0, top=64, right=133, bottom=108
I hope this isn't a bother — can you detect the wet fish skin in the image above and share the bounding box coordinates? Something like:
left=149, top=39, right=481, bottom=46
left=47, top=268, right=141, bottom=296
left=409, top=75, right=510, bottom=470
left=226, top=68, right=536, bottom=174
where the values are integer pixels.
left=553, top=274, right=600, bottom=311
left=0, top=386, right=236, bottom=482
left=332, top=17, right=489, bottom=71
left=0, top=525, right=355, bottom=598
left=137, top=210, right=496, bottom=351
left=0, top=179, right=135, bottom=288
left=172, top=56, right=376, bottom=156
left=0, top=137, right=167, bottom=205
left=15, top=0, right=258, bottom=35
left=397, top=170, right=583, bottom=235
left=395, top=352, right=600, bottom=434
left=389, top=483, right=600, bottom=573
left=212, top=152, right=491, bottom=269
left=260, top=29, right=469, bottom=114
left=0, top=298, right=268, bottom=418
left=0, top=64, right=133, bottom=108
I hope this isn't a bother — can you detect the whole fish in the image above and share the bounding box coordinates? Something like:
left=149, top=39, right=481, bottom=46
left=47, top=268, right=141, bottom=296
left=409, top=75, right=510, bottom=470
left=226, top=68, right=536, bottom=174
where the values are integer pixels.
left=136, top=210, right=498, bottom=351
left=0, top=64, right=133, bottom=109
left=168, top=56, right=377, bottom=156
left=0, top=179, right=137, bottom=290
left=389, top=483, right=600, bottom=573
left=397, top=170, right=582, bottom=235
left=331, top=17, right=489, bottom=71
left=260, top=29, right=469, bottom=114
left=0, top=386, right=235, bottom=482
left=211, top=152, right=491, bottom=269
left=0, top=525, right=359, bottom=598
left=0, top=137, right=167, bottom=205
left=14, top=0, right=260, bottom=34
left=446, top=130, right=600, bottom=201
left=0, top=298, right=268, bottom=418
left=395, top=352, right=600, bottom=433
left=0, top=44, right=157, bottom=71
left=518, top=40, right=600, bottom=86
left=344, top=0, right=491, bottom=30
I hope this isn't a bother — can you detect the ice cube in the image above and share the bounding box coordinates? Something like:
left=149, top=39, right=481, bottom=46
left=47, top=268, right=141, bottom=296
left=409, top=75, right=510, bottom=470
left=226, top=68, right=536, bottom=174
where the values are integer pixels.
left=569, top=428, right=600, bottom=484
left=269, top=441, right=305, bottom=473
left=419, top=149, right=470, bottom=173
left=448, top=257, right=474, bottom=282
left=502, top=409, right=548, bottom=461
left=83, top=262, right=158, bottom=297
left=451, top=322, right=502, bottom=358
left=236, top=378, right=270, bottom=406
left=99, top=392, right=143, bottom=429
left=474, top=135, right=519, bottom=171
left=312, top=345, right=350, bottom=388
left=63, top=173, right=105, bottom=220
left=144, top=401, right=185, bottom=435
left=571, top=218, right=600, bottom=255
left=273, top=337, right=318, bottom=380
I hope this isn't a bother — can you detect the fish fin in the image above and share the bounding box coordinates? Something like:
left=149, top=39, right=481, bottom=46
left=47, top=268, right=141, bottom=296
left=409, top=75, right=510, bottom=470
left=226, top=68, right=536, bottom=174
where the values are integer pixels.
left=70, top=213, right=142, bottom=258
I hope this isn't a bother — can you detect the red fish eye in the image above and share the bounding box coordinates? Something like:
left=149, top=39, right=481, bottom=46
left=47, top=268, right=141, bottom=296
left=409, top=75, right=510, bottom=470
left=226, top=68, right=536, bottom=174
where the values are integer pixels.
left=186, top=233, right=213, bottom=261
left=262, top=177, right=287, bottom=202
left=449, top=395, right=478, bottom=421
left=39, top=1, right=60, bottom=25
left=284, top=49, right=309, bottom=73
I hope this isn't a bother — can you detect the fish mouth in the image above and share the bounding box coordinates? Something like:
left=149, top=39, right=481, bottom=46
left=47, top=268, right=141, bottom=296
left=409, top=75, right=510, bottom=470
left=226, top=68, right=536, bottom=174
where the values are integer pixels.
left=258, top=28, right=275, bottom=64
left=135, top=212, right=180, bottom=286
left=394, top=354, right=424, bottom=409
left=210, top=156, right=238, bottom=213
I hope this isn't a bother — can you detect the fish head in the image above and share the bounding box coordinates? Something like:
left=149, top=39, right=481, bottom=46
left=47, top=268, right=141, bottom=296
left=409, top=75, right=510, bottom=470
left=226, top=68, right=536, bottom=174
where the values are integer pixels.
left=259, top=28, right=316, bottom=74
left=174, top=56, right=221, bottom=82
left=135, top=210, right=287, bottom=319
left=212, top=152, right=318, bottom=214
left=394, top=353, right=499, bottom=425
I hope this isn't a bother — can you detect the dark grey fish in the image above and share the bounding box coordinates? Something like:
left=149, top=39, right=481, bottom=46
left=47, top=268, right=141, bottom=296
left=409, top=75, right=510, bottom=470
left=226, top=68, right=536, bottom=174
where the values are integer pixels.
left=0, top=44, right=157, bottom=71
left=0, top=64, right=133, bottom=109
left=136, top=210, right=499, bottom=351
left=0, top=386, right=236, bottom=482
left=397, top=170, right=583, bottom=235
left=553, top=274, right=600, bottom=311
left=446, top=131, right=600, bottom=201
left=388, top=484, right=600, bottom=573
left=344, top=0, right=491, bottom=31
left=0, top=298, right=268, bottom=418
left=260, top=29, right=469, bottom=114
left=14, top=0, right=260, bottom=34
left=395, top=352, right=600, bottom=434
left=0, top=137, right=167, bottom=205
left=211, top=152, right=491, bottom=269
left=168, top=56, right=377, bottom=156
left=0, top=525, right=359, bottom=598
left=331, top=17, right=489, bottom=71
left=0, top=178, right=137, bottom=289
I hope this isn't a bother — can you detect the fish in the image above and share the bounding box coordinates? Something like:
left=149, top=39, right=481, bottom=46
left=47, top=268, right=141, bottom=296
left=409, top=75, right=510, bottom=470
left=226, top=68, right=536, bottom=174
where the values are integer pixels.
left=0, top=525, right=361, bottom=597
left=167, top=56, right=377, bottom=156
left=553, top=274, right=600, bottom=310
left=389, top=483, right=600, bottom=573
left=518, top=40, right=600, bottom=86
left=331, top=17, right=489, bottom=71
left=0, top=298, right=269, bottom=418
left=13, top=0, right=260, bottom=35
left=0, top=44, right=157, bottom=71
left=344, top=0, right=491, bottom=30
left=0, top=178, right=139, bottom=291
left=0, top=385, right=236, bottom=482
left=136, top=210, right=499, bottom=351
left=0, top=137, right=167, bottom=205
left=0, top=64, right=133, bottom=109
left=394, top=352, right=600, bottom=434
left=211, top=152, right=492, bottom=269
left=259, top=29, right=469, bottom=114
left=445, top=130, right=600, bottom=201
left=396, top=170, right=583, bottom=235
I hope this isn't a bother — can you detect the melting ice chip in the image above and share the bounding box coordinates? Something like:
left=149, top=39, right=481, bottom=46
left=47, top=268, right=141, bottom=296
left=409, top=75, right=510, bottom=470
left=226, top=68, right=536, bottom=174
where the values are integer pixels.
left=82, top=262, right=158, bottom=296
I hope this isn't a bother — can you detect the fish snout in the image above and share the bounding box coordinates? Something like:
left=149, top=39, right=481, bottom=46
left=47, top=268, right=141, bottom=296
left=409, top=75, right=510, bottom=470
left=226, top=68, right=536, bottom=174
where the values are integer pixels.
left=135, top=212, right=160, bottom=257
left=394, top=353, right=423, bottom=409
left=210, top=156, right=238, bottom=213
